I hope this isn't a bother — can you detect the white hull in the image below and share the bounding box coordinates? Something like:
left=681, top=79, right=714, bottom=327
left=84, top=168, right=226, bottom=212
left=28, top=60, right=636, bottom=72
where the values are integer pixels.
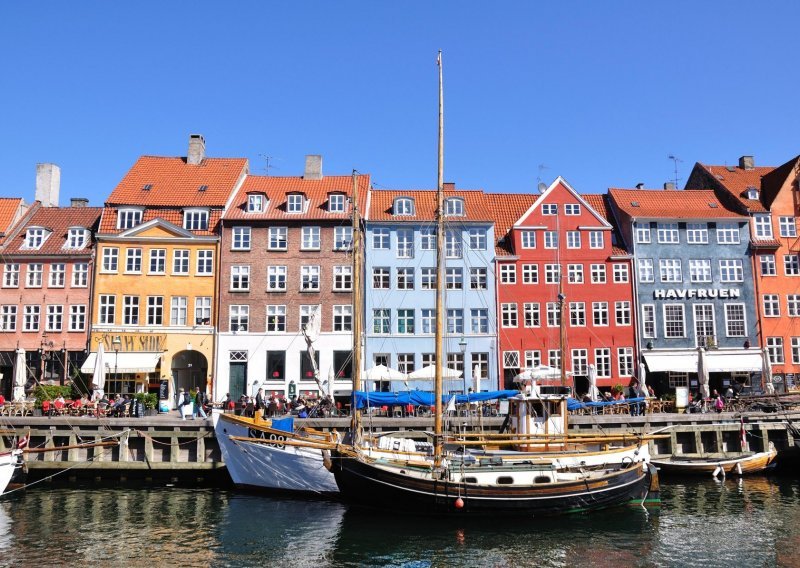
left=0, top=450, right=22, bottom=496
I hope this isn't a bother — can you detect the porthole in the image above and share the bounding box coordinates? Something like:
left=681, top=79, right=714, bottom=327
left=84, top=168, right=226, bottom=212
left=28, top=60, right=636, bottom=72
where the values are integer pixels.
left=496, top=476, right=514, bottom=485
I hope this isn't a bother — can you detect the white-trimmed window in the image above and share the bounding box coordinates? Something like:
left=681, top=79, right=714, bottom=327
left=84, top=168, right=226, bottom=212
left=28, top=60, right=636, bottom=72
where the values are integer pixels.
left=26, top=264, right=43, bottom=287
left=788, top=295, right=800, bottom=317
left=767, top=337, right=784, bottom=365
left=501, top=303, right=518, bottom=328
left=49, top=263, right=65, bottom=287
left=719, top=259, right=743, bottom=282
left=301, top=226, right=321, bottom=250
left=69, top=305, right=86, bottom=331
left=663, top=304, right=685, bottom=338
left=117, top=208, right=143, bottom=229
left=694, top=304, right=715, bottom=347
left=328, top=193, right=346, bottom=213
left=657, top=223, right=679, bottom=244
left=46, top=305, right=63, bottom=332
left=183, top=209, right=209, bottom=231
left=247, top=193, right=264, bottom=213
left=372, top=267, right=390, bottom=289
left=421, top=309, right=435, bottom=334
left=171, top=296, right=187, bottom=326
left=287, top=193, right=305, bottom=213
left=446, top=309, right=464, bottom=334
left=525, top=350, right=542, bottom=369
left=500, top=265, right=516, bottom=284
left=618, top=347, right=634, bottom=377
left=595, top=348, right=611, bottom=378
left=780, top=216, right=797, bottom=238
left=333, top=305, right=352, bottom=331
left=754, top=214, right=773, bottom=239
left=763, top=294, right=780, bottom=317
left=396, top=229, right=413, bottom=258
left=149, top=249, right=166, bottom=274
left=299, top=305, right=318, bottom=331
left=543, top=231, right=558, bottom=249
left=590, top=264, right=606, bottom=284
left=546, top=302, right=560, bottom=327
left=686, top=223, right=708, bottom=244
left=468, top=228, right=487, bottom=250
left=716, top=223, right=740, bottom=244
left=231, top=265, right=250, bottom=290
left=147, top=296, right=164, bottom=326
left=545, top=264, right=561, bottom=284
left=589, top=231, right=604, bottom=249
left=445, top=230, right=462, bottom=258
left=102, top=247, right=119, bottom=272
left=659, top=259, right=682, bottom=282
left=542, top=203, right=557, bottom=215
left=503, top=351, right=520, bottom=369
left=99, top=295, right=115, bottom=325
left=470, top=267, right=487, bottom=289
left=23, top=305, right=40, bottom=331
left=393, top=197, right=415, bottom=216
left=65, top=228, right=88, bottom=249
left=635, top=226, right=651, bottom=244
left=571, top=349, right=588, bottom=376
left=444, top=197, right=464, bottom=216
left=593, top=302, right=609, bottom=326
left=173, top=250, right=189, bottom=274
left=230, top=305, right=249, bottom=332
left=197, top=250, right=213, bottom=274
left=793, top=338, right=800, bottom=365
left=520, top=231, right=536, bottom=248
left=566, top=231, right=581, bottom=249
left=760, top=255, right=776, bottom=276
left=615, top=301, right=631, bottom=326
left=570, top=302, right=586, bottom=327
left=785, top=254, right=800, bottom=276
left=548, top=349, right=561, bottom=370
left=195, top=297, right=211, bottom=326
left=638, top=258, right=654, bottom=283
left=420, top=228, right=436, bottom=250
left=268, top=226, right=288, bottom=250
left=642, top=304, right=656, bottom=338
left=397, top=267, right=414, bottom=290
left=445, top=267, right=463, bottom=290
left=724, top=304, right=746, bottom=337
left=397, top=309, right=415, bottom=334
left=524, top=303, right=540, bottom=327
left=522, top=264, right=538, bottom=284
left=613, top=263, right=629, bottom=283
left=421, top=268, right=436, bottom=289
left=333, top=266, right=352, bottom=291
left=267, top=265, right=287, bottom=291
left=3, top=264, right=19, bottom=287
left=373, top=228, right=390, bottom=249
left=471, top=308, right=489, bottom=333
left=565, top=203, right=580, bottom=216
left=266, top=305, right=287, bottom=332
left=334, top=226, right=353, bottom=251
left=567, top=264, right=583, bottom=284
left=301, top=265, right=320, bottom=291
left=232, top=227, right=251, bottom=250
left=125, top=248, right=142, bottom=273
left=72, top=263, right=88, bottom=287
left=398, top=353, right=415, bottom=374
left=123, top=296, right=139, bottom=325
left=689, top=259, right=712, bottom=283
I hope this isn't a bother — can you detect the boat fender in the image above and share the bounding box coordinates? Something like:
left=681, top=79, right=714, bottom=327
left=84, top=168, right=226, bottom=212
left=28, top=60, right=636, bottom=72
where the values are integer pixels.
left=735, top=462, right=743, bottom=476
left=712, top=465, right=722, bottom=479
left=454, top=497, right=464, bottom=509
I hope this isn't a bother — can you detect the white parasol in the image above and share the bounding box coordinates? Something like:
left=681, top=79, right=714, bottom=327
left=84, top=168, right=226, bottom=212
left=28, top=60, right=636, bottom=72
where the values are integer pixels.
left=513, top=365, right=562, bottom=383
left=587, top=363, right=600, bottom=402
left=698, top=347, right=710, bottom=400
left=762, top=350, right=775, bottom=395
left=91, top=342, right=106, bottom=400
left=472, top=364, right=481, bottom=393
left=12, top=348, right=26, bottom=402
left=408, top=364, right=462, bottom=380
left=638, top=363, right=649, bottom=398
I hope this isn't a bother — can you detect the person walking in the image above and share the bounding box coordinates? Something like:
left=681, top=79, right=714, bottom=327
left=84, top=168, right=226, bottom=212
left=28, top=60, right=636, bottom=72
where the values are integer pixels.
left=194, top=387, right=208, bottom=419
left=179, top=388, right=192, bottom=420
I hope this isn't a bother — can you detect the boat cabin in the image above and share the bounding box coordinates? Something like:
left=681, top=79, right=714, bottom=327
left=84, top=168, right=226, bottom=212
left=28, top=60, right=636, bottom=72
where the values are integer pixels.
left=508, top=381, right=571, bottom=451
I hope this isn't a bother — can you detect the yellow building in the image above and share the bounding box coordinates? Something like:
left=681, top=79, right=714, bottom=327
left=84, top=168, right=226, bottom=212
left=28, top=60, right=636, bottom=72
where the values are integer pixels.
left=82, top=135, right=247, bottom=406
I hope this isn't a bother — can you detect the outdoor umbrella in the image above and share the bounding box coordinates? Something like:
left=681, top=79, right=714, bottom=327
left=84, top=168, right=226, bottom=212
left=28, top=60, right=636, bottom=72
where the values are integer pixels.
left=472, top=364, right=481, bottom=393
left=762, top=351, right=775, bottom=395
left=698, top=347, right=710, bottom=400
left=408, top=364, right=462, bottom=380
left=587, top=363, right=600, bottom=402
left=12, top=348, right=26, bottom=402
left=513, top=365, right=561, bottom=383
left=91, top=342, right=106, bottom=400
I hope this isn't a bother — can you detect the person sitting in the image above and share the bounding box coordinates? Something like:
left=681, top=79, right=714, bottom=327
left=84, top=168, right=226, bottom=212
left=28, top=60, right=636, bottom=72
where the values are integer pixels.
left=70, top=397, right=83, bottom=415
left=0, top=393, right=6, bottom=409
left=54, top=395, right=67, bottom=415
left=41, top=399, right=52, bottom=417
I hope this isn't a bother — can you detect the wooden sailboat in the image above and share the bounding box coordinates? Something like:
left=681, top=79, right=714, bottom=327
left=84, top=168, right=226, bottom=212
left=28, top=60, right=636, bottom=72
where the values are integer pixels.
left=329, top=52, right=659, bottom=515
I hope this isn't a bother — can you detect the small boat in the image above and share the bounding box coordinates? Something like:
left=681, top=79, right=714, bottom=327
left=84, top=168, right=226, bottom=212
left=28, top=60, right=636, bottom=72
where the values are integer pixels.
left=651, top=445, right=777, bottom=478
left=0, top=449, right=23, bottom=496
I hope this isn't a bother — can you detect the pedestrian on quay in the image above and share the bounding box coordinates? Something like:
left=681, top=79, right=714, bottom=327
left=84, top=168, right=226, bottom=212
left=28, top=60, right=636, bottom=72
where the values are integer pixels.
left=194, top=388, right=207, bottom=419
left=180, top=388, right=192, bottom=420
left=223, top=393, right=233, bottom=413
left=255, top=388, right=265, bottom=415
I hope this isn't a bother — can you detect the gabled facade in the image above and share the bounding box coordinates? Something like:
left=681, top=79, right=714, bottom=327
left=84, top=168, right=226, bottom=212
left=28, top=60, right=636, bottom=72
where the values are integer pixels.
left=0, top=164, right=100, bottom=397
left=686, top=155, right=800, bottom=390
left=84, top=135, right=248, bottom=405
left=364, top=185, right=497, bottom=393
left=608, top=187, right=762, bottom=396
left=492, top=178, right=635, bottom=392
left=216, top=157, right=368, bottom=402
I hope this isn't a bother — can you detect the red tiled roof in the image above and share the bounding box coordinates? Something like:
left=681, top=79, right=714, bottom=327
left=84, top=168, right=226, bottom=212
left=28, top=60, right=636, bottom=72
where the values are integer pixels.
left=3, top=206, right=101, bottom=256
left=223, top=174, right=370, bottom=221
left=484, top=193, right=537, bottom=256
left=0, top=198, right=24, bottom=244
left=698, top=164, right=774, bottom=213
left=98, top=207, right=223, bottom=236
left=368, top=188, right=492, bottom=222
left=608, top=188, right=745, bottom=219
left=107, top=156, right=248, bottom=206
left=581, top=193, right=629, bottom=256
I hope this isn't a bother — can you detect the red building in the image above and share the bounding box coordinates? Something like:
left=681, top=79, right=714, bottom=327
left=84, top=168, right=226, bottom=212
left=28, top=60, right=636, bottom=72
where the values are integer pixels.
left=490, top=177, right=635, bottom=392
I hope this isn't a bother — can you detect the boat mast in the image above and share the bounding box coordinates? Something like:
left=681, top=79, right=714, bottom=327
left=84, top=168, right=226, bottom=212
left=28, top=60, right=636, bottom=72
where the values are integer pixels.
left=350, top=170, right=363, bottom=441
left=434, top=50, right=445, bottom=467
left=558, top=212, right=566, bottom=387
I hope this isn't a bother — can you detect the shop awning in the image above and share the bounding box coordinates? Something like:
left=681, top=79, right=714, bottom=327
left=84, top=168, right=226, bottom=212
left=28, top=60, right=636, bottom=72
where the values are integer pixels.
left=81, top=352, right=161, bottom=374
left=642, top=352, right=698, bottom=373
left=705, top=351, right=763, bottom=373
left=643, top=350, right=764, bottom=374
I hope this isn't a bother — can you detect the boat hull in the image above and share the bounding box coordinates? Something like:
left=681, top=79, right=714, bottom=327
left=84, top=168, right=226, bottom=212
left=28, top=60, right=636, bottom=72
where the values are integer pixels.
left=0, top=450, right=23, bottom=496
left=651, top=448, right=778, bottom=476
left=330, top=452, right=657, bottom=517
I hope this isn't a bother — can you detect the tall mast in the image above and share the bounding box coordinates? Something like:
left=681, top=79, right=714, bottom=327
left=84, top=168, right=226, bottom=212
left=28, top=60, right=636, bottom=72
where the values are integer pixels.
left=350, top=170, right=363, bottom=439
left=558, top=213, right=567, bottom=387
left=434, top=50, right=445, bottom=467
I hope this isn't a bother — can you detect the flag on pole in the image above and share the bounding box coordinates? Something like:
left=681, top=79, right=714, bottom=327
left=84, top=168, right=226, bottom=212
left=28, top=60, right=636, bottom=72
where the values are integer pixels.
left=446, top=395, right=456, bottom=413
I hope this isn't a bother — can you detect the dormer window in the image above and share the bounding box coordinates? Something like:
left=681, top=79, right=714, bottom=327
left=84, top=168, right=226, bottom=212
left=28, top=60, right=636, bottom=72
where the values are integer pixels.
left=746, top=187, right=759, bottom=200
left=287, top=193, right=305, bottom=213
left=328, top=193, right=346, bottom=213
left=247, top=194, right=265, bottom=213
left=23, top=227, right=49, bottom=249
left=117, top=208, right=143, bottom=230
left=65, top=228, right=88, bottom=249
left=444, top=197, right=464, bottom=216
left=394, top=197, right=415, bottom=216
left=183, top=208, right=209, bottom=231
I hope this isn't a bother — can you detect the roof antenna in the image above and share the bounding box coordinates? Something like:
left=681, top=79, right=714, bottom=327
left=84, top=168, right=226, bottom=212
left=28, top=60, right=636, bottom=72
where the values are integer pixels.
left=259, top=154, right=281, bottom=176
left=537, top=164, right=549, bottom=192
left=668, top=154, right=683, bottom=188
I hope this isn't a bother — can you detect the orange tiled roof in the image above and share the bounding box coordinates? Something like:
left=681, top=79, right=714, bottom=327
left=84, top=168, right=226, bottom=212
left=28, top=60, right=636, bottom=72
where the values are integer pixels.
left=98, top=207, right=223, bottom=236
left=608, top=188, right=745, bottom=219
left=484, top=193, right=538, bottom=256
left=107, top=156, right=248, bottom=206
left=0, top=198, right=24, bottom=244
left=368, top=188, right=492, bottom=222
left=698, top=164, right=774, bottom=213
left=581, top=193, right=629, bottom=256
left=223, top=174, right=370, bottom=221
left=3, top=206, right=101, bottom=256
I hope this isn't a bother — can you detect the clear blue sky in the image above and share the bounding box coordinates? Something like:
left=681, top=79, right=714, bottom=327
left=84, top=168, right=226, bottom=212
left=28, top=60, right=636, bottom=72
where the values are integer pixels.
left=1, top=1, right=799, bottom=206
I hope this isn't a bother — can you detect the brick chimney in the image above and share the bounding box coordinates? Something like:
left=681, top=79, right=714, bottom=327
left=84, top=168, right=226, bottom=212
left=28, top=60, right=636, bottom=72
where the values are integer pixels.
left=663, top=182, right=676, bottom=190
left=187, top=134, right=206, bottom=165
left=304, top=155, right=322, bottom=180
left=35, top=163, right=60, bottom=207
left=443, top=182, right=455, bottom=191
left=70, top=198, right=89, bottom=208
left=739, top=155, right=754, bottom=170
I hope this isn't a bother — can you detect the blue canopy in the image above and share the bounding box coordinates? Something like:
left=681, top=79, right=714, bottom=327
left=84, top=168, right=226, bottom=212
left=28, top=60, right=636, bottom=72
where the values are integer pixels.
left=566, top=397, right=646, bottom=411
left=352, top=390, right=519, bottom=409
left=270, top=417, right=295, bottom=433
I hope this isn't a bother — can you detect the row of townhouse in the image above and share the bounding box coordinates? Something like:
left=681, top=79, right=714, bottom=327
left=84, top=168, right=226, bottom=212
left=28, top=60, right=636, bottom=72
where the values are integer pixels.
left=1, top=135, right=797, bottom=404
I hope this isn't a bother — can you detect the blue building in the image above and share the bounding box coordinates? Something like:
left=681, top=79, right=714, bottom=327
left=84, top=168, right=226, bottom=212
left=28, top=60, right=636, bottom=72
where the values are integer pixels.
left=364, top=186, right=498, bottom=393
left=609, top=188, right=764, bottom=397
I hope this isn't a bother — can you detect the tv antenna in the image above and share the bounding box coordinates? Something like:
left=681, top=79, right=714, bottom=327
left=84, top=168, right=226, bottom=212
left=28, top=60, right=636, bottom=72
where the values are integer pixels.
left=537, top=163, right=550, bottom=190
left=259, top=154, right=281, bottom=176
left=668, top=155, right=683, bottom=188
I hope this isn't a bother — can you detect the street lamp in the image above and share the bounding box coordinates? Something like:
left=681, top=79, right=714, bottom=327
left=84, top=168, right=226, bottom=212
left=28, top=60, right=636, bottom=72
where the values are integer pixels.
left=112, top=336, right=122, bottom=389
left=459, top=336, right=468, bottom=395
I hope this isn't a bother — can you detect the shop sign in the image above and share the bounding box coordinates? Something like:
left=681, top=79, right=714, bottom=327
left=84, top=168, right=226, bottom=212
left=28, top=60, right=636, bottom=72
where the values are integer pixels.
left=653, top=288, right=741, bottom=300
left=101, top=334, right=166, bottom=352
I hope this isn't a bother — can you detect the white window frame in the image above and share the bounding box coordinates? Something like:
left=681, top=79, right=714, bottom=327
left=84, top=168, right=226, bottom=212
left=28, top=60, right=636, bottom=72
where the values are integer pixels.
left=183, top=208, right=209, bottom=231
left=232, top=226, right=251, bottom=250
left=657, top=223, right=679, bottom=244
left=663, top=304, right=686, bottom=338
left=268, top=227, right=288, bottom=251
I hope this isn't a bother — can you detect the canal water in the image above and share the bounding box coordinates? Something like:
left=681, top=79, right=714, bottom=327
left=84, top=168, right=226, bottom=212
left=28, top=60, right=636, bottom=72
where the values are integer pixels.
left=0, top=476, right=798, bottom=567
